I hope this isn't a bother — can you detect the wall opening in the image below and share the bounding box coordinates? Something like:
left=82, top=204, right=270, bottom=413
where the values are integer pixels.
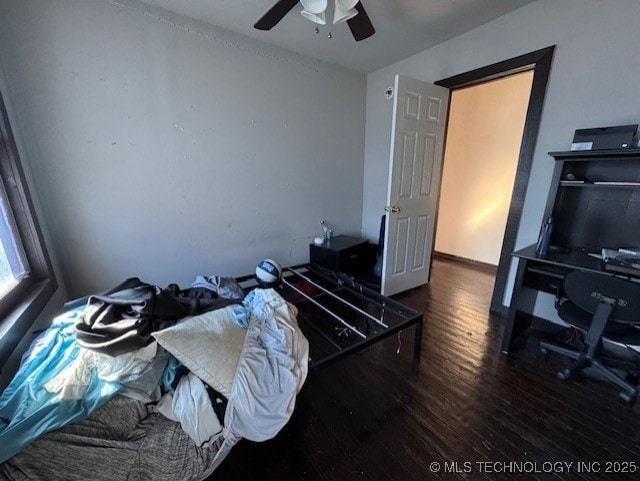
left=435, top=71, right=534, bottom=266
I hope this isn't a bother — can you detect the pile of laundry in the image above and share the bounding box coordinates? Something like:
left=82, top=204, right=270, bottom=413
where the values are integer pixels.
left=0, top=275, right=309, bottom=466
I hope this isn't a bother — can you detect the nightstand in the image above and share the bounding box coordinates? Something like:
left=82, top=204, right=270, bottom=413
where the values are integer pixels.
left=309, top=235, right=371, bottom=275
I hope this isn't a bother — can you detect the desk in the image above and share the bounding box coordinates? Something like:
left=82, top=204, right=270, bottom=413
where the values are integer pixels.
left=501, top=244, right=614, bottom=353
left=503, top=149, right=640, bottom=352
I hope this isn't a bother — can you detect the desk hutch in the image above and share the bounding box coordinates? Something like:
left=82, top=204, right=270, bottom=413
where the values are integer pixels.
left=502, top=149, right=640, bottom=352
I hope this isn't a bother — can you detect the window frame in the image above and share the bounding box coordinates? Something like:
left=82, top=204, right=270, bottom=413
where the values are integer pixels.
left=0, top=88, right=57, bottom=364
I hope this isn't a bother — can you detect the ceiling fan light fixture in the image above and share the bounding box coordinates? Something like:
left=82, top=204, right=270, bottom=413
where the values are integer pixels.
left=300, top=0, right=327, bottom=14
left=254, top=0, right=374, bottom=41
left=300, top=0, right=328, bottom=25
left=301, top=10, right=327, bottom=25
left=333, top=0, right=359, bottom=24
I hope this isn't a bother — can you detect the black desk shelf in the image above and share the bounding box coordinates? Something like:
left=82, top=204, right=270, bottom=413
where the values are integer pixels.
left=559, top=181, right=640, bottom=188
left=544, top=150, right=640, bottom=252
left=549, top=148, right=640, bottom=160
left=502, top=149, right=640, bottom=353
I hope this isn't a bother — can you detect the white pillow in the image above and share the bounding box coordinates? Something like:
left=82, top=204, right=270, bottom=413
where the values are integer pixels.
left=152, top=305, right=247, bottom=398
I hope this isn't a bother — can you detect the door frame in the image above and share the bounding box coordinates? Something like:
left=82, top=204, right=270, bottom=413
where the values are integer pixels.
left=435, top=46, right=555, bottom=315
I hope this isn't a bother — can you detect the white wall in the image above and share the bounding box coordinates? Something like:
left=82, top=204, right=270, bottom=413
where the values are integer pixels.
left=0, top=0, right=366, bottom=298
left=363, top=0, right=640, bottom=313
left=435, top=71, right=533, bottom=265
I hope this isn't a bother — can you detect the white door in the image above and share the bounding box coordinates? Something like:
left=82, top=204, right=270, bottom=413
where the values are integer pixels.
left=381, top=75, right=449, bottom=296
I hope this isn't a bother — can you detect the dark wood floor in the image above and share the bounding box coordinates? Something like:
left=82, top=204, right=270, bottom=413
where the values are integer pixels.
left=213, top=257, right=640, bottom=480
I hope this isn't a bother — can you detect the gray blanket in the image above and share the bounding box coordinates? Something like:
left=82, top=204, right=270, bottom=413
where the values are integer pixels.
left=0, top=396, right=227, bottom=481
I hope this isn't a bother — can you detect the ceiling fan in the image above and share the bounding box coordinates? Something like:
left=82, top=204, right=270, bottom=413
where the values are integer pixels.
left=254, top=0, right=375, bottom=41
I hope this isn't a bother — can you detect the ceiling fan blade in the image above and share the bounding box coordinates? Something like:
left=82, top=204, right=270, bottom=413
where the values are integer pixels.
left=254, top=0, right=300, bottom=31
left=347, top=2, right=375, bottom=41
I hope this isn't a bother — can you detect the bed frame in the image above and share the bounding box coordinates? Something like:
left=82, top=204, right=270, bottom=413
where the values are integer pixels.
left=238, top=264, right=423, bottom=371
left=0, top=266, right=422, bottom=480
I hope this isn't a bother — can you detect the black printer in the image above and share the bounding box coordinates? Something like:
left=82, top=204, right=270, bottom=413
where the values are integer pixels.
left=571, top=124, right=638, bottom=151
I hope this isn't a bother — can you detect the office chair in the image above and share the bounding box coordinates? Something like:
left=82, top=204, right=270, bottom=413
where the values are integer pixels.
left=540, top=270, right=640, bottom=403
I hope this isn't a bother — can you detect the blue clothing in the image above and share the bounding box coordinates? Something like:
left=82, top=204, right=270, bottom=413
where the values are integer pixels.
left=243, top=290, right=288, bottom=354
left=232, top=306, right=250, bottom=330
left=0, top=309, right=121, bottom=463
left=161, top=355, right=189, bottom=392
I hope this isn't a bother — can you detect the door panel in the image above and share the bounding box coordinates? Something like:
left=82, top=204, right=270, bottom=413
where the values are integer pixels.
left=392, top=217, right=409, bottom=275
left=414, top=215, right=429, bottom=269
left=419, top=135, right=436, bottom=195
left=382, top=75, right=449, bottom=296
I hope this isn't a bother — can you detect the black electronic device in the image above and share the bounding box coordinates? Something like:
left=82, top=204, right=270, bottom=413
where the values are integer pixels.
left=604, top=255, right=640, bottom=277
left=571, top=124, right=638, bottom=151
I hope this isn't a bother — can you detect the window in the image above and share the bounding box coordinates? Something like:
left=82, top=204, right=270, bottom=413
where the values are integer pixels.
left=0, top=89, right=57, bottom=364
left=0, top=185, right=29, bottom=298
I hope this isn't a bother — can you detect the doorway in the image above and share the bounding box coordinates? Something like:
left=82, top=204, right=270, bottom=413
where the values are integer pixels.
left=435, top=71, right=534, bottom=266
left=435, top=46, right=555, bottom=315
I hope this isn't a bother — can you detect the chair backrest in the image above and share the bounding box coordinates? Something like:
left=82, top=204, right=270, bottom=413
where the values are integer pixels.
left=563, top=270, right=640, bottom=322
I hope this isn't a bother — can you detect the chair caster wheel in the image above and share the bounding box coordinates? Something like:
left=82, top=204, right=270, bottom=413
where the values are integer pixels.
left=556, top=369, right=570, bottom=381
left=540, top=347, right=548, bottom=356
left=619, top=391, right=636, bottom=404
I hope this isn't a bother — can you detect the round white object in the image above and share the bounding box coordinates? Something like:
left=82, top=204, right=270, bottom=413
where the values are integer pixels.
left=255, top=259, right=283, bottom=287
left=301, top=0, right=327, bottom=14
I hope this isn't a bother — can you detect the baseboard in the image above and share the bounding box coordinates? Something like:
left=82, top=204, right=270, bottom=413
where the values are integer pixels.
left=490, top=304, right=508, bottom=318
left=433, top=251, right=498, bottom=274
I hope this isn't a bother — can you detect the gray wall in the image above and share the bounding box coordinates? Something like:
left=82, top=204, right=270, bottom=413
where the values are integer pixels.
left=0, top=0, right=366, bottom=298
left=362, top=0, right=640, bottom=313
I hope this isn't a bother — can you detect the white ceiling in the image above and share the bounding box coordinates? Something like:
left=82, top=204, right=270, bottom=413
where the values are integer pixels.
left=137, top=0, right=537, bottom=73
